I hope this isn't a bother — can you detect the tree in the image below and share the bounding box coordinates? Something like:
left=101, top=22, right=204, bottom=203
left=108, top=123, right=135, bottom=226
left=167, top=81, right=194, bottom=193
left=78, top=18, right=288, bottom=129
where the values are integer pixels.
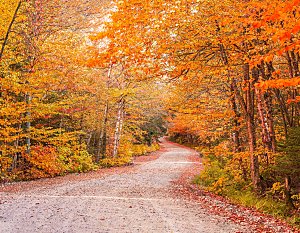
left=95, top=0, right=300, bottom=197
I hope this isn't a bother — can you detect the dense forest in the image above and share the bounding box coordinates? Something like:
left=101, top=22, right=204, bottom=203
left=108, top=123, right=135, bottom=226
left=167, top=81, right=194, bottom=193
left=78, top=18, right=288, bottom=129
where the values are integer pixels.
left=1, top=0, right=300, bottom=225
left=0, top=0, right=166, bottom=180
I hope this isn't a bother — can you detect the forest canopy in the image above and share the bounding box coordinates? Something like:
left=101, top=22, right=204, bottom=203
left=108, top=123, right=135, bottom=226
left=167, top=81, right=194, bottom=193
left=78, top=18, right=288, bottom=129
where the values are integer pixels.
left=1, top=0, right=300, bottom=219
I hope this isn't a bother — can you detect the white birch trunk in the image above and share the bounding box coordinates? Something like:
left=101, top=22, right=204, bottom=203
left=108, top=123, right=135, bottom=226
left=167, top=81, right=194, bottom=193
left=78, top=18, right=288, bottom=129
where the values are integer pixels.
left=112, top=99, right=124, bottom=158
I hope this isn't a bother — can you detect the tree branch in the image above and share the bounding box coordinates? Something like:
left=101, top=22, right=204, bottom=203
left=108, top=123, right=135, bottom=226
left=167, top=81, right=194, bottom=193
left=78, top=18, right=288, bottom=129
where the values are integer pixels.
left=0, top=1, right=22, bottom=60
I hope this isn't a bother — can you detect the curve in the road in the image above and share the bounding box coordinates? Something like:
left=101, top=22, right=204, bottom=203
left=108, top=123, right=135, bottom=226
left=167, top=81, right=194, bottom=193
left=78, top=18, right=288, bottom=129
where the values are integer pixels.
left=0, top=139, right=248, bottom=233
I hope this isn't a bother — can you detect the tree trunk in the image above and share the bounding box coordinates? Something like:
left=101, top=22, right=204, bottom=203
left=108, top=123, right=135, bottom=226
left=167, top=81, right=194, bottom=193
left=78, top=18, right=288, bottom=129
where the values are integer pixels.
left=230, top=85, right=241, bottom=152
left=11, top=124, right=22, bottom=170
left=0, top=1, right=22, bottom=60
left=264, top=92, right=276, bottom=152
left=259, top=62, right=276, bottom=152
left=86, top=131, right=93, bottom=148
left=290, top=51, right=299, bottom=77
left=96, top=61, right=113, bottom=161
left=96, top=102, right=109, bottom=162
left=247, top=113, right=260, bottom=192
left=284, top=176, right=295, bottom=209
left=218, top=43, right=260, bottom=190
left=256, top=89, right=269, bottom=145
left=230, top=82, right=248, bottom=180
left=246, top=65, right=260, bottom=192
left=255, top=88, right=276, bottom=171
left=112, top=99, right=125, bottom=158
left=25, top=93, right=31, bottom=154
left=285, top=51, right=300, bottom=127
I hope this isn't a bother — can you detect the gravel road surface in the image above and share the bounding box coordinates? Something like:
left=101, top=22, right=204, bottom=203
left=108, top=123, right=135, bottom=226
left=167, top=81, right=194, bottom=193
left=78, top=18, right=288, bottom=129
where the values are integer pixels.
left=0, top=139, right=263, bottom=233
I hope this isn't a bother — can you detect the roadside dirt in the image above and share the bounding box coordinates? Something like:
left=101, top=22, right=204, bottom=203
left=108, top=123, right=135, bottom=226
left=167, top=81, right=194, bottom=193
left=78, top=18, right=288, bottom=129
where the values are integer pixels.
left=0, top=139, right=297, bottom=233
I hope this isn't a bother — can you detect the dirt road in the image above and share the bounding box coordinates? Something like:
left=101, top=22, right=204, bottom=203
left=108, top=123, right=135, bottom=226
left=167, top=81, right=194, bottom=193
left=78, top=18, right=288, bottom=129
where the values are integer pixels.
left=0, top=139, right=280, bottom=233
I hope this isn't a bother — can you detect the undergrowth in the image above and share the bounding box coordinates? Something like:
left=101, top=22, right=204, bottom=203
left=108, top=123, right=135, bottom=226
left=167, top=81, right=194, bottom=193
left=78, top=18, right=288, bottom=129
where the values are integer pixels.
left=1, top=143, right=160, bottom=182
left=99, top=143, right=160, bottom=168
left=193, top=152, right=300, bottom=229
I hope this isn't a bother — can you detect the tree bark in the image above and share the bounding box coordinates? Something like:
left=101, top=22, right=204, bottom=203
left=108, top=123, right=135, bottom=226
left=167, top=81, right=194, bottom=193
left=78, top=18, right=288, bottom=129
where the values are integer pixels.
left=218, top=43, right=260, bottom=190
left=218, top=42, right=249, bottom=181
left=284, top=176, right=295, bottom=209
left=96, top=102, right=109, bottom=162
left=255, top=88, right=273, bottom=152
left=285, top=51, right=300, bottom=127
left=230, top=82, right=248, bottom=180
left=246, top=65, right=260, bottom=192
left=263, top=91, right=276, bottom=152
left=112, top=98, right=125, bottom=158
left=0, top=1, right=22, bottom=60
left=259, top=62, right=276, bottom=152
left=96, top=61, right=113, bottom=161
left=25, top=93, right=31, bottom=154
left=231, top=65, right=260, bottom=191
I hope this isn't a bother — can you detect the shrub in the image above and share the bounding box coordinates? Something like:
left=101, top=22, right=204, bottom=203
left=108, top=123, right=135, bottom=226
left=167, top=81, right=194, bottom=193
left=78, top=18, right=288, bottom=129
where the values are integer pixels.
left=21, top=146, right=65, bottom=179
left=131, top=143, right=160, bottom=156
left=68, top=150, right=97, bottom=173
left=194, top=144, right=300, bottom=228
left=99, top=156, right=133, bottom=168
left=0, top=156, right=13, bottom=182
left=57, top=145, right=96, bottom=173
left=118, top=141, right=160, bottom=158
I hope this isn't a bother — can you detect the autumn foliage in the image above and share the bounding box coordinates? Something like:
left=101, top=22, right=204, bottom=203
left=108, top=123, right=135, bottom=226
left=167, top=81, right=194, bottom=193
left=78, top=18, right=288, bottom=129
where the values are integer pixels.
left=0, top=0, right=165, bottom=181
left=89, top=0, right=300, bottom=220
left=1, top=0, right=300, bottom=225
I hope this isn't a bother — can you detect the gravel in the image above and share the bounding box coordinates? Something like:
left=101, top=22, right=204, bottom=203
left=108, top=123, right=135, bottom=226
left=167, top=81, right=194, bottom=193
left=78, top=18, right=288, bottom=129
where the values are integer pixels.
left=0, top=139, right=295, bottom=233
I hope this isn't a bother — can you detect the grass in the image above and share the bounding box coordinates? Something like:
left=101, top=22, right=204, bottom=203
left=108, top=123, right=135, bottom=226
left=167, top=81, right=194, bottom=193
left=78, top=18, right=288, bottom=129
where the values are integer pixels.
left=194, top=176, right=300, bottom=229
left=229, top=190, right=289, bottom=216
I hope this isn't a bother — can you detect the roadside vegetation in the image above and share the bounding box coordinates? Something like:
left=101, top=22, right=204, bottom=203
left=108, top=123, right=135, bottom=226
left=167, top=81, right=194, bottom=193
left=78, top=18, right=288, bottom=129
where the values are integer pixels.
left=0, top=0, right=166, bottom=182
left=1, top=0, right=300, bottom=229
left=170, top=134, right=300, bottom=228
